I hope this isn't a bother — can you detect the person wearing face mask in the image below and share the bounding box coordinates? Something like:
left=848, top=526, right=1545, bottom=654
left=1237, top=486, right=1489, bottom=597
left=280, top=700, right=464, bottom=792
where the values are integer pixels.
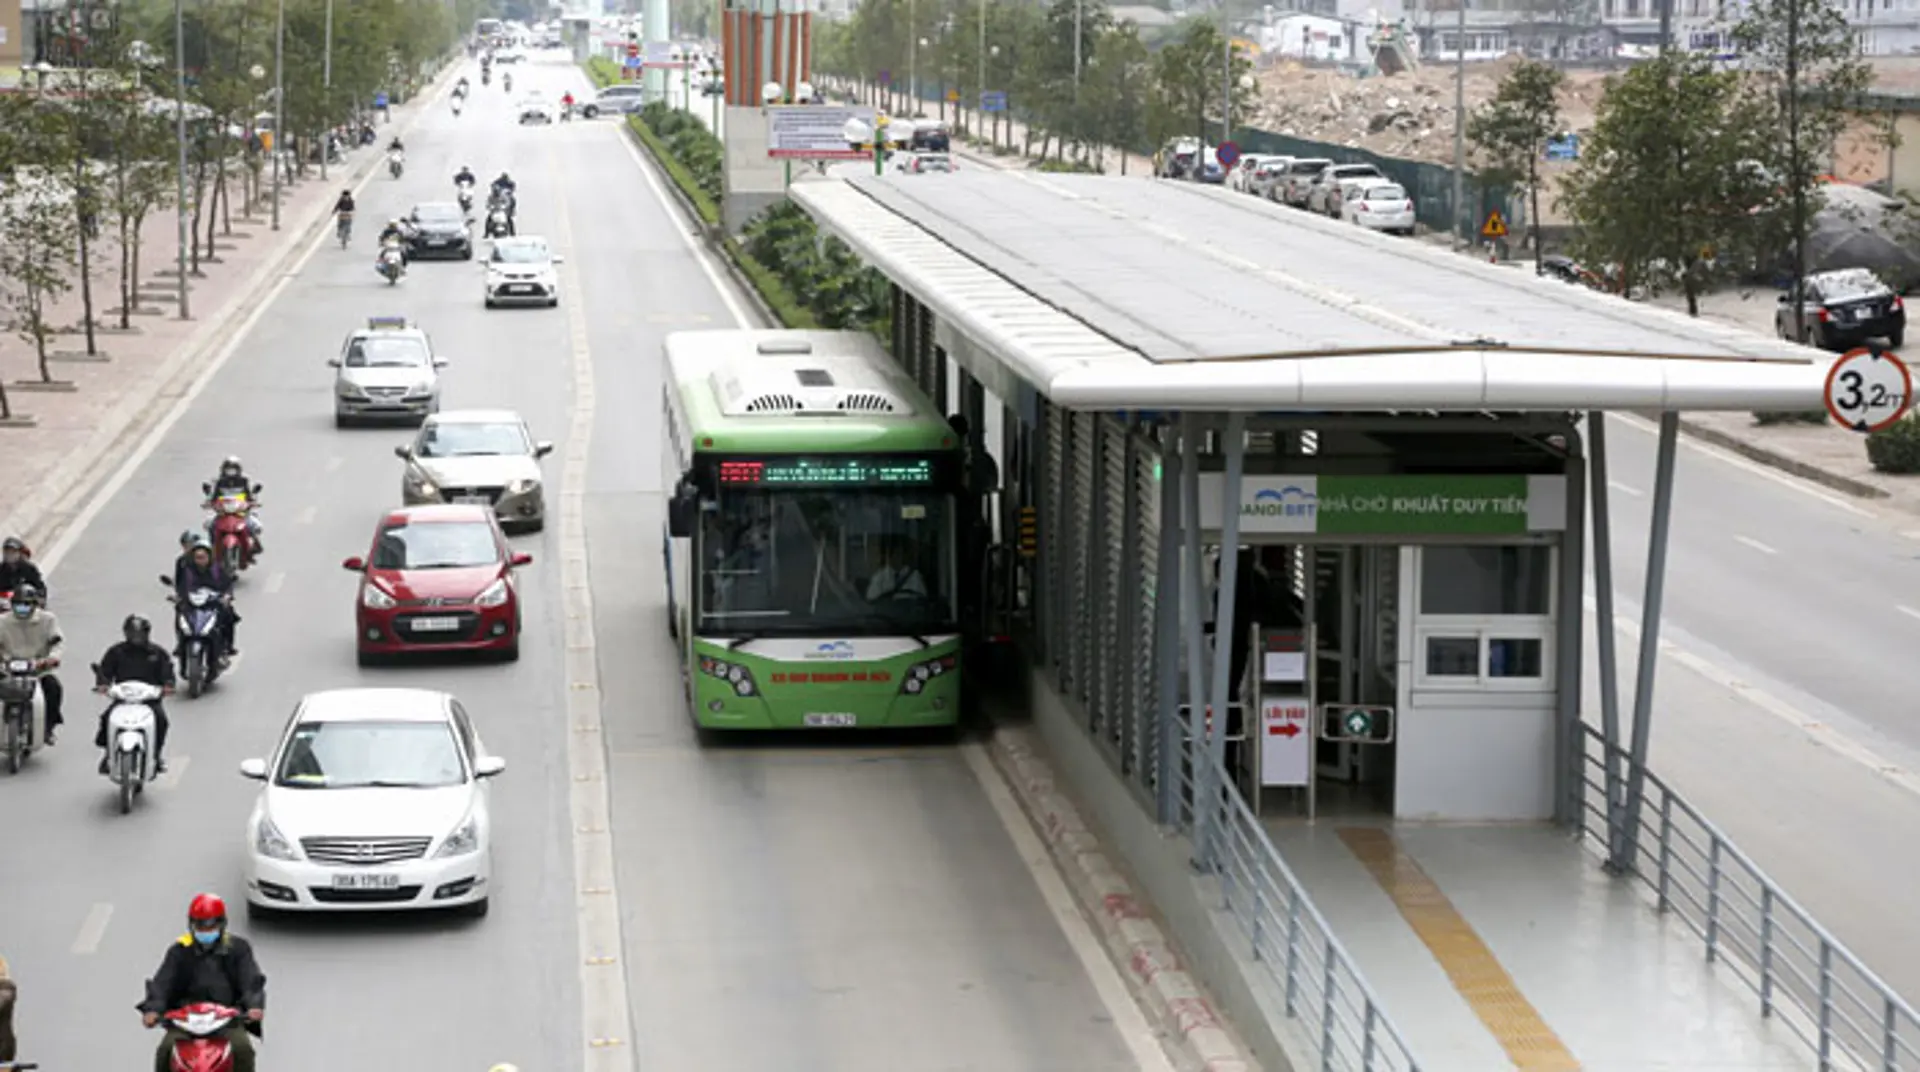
left=0, top=585, right=62, bottom=744
left=139, top=893, right=265, bottom=1072
left=0, top=536, right=45, bottom=599
left=175, top=537, right=239, bottom=660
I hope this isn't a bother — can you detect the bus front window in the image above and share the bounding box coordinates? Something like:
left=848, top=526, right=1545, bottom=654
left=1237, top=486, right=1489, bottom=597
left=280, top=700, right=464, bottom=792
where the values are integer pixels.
left=698, top=489, right=958, bottom=636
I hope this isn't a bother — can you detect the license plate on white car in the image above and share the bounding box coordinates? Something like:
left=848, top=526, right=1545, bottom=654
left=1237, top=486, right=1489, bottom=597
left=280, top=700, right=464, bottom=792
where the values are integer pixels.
left=804, top=713, right=857, bottom=728
left=428, top=238, right=448, bottom=245
left=454, top=494, right=490, bottom=504
left=331, top=872, right=400, bottom=889
left=410, top=617, right=461, bottom=631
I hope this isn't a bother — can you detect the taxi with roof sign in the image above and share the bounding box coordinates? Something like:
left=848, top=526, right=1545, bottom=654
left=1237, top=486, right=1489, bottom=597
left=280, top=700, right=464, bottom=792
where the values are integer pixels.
left=329, top=317, right=449, bottom=427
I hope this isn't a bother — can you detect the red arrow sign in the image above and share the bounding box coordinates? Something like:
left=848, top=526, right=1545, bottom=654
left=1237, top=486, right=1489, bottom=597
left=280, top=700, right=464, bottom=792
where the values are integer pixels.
left=1268, top=722, right=1301, bottom=738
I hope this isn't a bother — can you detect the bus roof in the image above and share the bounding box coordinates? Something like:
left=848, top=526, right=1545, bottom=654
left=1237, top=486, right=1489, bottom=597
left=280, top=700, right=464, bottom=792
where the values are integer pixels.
left=665, top=330, right=957, bottom=454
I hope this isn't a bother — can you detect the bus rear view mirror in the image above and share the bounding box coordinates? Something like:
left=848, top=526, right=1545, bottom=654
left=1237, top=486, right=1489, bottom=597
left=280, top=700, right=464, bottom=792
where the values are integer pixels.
left=667, top=482, right=697, bottom=538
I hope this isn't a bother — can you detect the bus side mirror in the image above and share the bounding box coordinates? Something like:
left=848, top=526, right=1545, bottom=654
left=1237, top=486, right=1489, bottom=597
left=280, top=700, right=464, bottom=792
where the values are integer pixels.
left=667, top=481, right=696, bottom=538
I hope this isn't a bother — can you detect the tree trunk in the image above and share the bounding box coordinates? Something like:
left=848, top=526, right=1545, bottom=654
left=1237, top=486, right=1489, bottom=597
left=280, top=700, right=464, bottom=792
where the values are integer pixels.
left=0, top=379, right=12, bottom=420
left=203, top=164, right=220, bottom=259
left=118, top=210, right=133, bottom=330
left=30, top=277, right=52, bottom=383
left=1528, top=157, right=1543, bottom=275
left=219, top=164, right=232, bottom=235
left=76, top=196, right=97, bottom=354
left=191, top=154, right=210, bottom=271
left=129, top=209, right=146, bottom=310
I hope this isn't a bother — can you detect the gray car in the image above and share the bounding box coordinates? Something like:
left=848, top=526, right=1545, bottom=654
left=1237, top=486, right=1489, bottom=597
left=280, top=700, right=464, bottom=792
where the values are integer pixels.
left=331, top=318, right=446, bottom=427
left=397, top=410, right=554, bottom=533
left=579, top=86, right=644, bottom=118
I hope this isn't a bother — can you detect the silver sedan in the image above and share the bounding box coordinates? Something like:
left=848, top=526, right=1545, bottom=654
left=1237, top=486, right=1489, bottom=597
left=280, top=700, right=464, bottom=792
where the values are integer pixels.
left=396, top=410, right=554, bottom=533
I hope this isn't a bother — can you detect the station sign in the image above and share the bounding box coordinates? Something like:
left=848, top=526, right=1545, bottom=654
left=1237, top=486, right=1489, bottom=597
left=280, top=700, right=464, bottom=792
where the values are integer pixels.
left=1195, top=473, right=1568, bottom=536
left=768, top=104, right=878, bottom=160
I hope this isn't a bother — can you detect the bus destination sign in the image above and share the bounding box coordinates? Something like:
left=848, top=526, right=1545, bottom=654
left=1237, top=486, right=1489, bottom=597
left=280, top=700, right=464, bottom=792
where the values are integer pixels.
left=716, top=457, right=937, bottom=487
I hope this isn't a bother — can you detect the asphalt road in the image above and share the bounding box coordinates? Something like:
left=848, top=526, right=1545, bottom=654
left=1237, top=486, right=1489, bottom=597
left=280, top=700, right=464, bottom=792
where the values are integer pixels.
left=0, top=52, right=1155, bottom=1072
left=1590, top=412, right=1920, bottom=996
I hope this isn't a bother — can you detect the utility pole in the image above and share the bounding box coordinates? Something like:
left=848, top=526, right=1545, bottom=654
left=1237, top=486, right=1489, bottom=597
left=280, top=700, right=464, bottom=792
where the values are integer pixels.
left=172, top=0, right=191, bottom=319
left=1449, top=0, right=1466, bottom=249
left=977, top=0, right=986, bottom=135
left=1221, top=35, right=1231, bottom=143
left=271, top=0, right=286, bottom=231
left=321, top=0, right=334, bottom=180
left=909, top=0, right=918, bottom=106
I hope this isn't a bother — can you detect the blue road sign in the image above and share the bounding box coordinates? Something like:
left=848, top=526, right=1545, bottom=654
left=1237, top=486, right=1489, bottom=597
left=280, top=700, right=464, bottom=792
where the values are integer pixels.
left=1544, top=134, right=1579, bottom=161
left=877, top=68, right=891, bottom=85
left=1216, top=139, right=1240, bottom=167
left=979, top=90, right=1007, bottom=113
left=374, top=91, right=389, bottom=108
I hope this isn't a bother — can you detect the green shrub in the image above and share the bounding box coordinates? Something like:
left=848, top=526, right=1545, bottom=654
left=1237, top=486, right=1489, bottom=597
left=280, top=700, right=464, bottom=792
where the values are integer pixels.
left=1867, top=415, right=1920, bottom=473
left=584, top=57, right=619, bottom=88
left=741, top=201, right=890, bottom=333
left=1752, top=410, right=1827, bottom=426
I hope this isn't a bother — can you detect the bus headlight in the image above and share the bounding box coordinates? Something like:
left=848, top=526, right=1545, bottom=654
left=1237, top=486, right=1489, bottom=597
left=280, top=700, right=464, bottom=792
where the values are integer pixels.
left=699, top=656, right=758, bottom=697
left=900, top=654, right=957, bottom=695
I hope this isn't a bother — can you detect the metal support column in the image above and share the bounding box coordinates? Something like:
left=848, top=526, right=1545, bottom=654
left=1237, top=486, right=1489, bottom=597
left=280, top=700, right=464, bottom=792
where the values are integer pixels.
left=1555, top=430, right=1588, bottom=827
left=1201, top=413, right=1248, bottom=862
left=1616, top=412, right=1681, bottom=873
left=1179, top=414, right=1210, bottom=855
left=1155, top=437, right=1184, bottom=825
left=1588, top=413, right=1627, bottom=866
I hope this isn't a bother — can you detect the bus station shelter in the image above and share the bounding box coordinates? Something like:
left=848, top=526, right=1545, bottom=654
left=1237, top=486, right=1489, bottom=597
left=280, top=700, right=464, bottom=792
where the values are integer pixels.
left=784, top=171, right=1902, bottom=1069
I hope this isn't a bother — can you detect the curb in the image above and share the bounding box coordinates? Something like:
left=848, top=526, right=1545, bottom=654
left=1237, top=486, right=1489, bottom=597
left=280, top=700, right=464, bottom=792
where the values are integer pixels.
left=985, top=724, right=1255, bottom=1072
left=0, top=60, right=460, bottom=552
left=1671, top=414, right=1891, bottom=501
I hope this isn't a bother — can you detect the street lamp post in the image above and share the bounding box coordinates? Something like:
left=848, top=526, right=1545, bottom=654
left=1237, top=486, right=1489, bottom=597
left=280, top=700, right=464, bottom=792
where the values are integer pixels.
left=917, top=37, right=928, bottom=116
left=976, top=0, right=986, bottom=137
left=320, top=0, right=333, bottom=180
left=271, top=0, right=285, bottom=231
left=172, top=0, right=191, bottom=318
left=1450, top=0, right=1466, bottom=249
left=909, top=7, right=919, bottom=111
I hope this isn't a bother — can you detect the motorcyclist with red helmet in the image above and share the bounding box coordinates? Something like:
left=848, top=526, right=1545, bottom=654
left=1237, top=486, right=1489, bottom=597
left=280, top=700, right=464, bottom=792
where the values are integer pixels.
left=138, top=894, right=265, bottom=1072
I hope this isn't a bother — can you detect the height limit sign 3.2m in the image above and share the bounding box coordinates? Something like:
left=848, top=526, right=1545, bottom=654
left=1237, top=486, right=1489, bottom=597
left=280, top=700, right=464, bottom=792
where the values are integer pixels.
left=1825, top=347, right=1913, bottom=432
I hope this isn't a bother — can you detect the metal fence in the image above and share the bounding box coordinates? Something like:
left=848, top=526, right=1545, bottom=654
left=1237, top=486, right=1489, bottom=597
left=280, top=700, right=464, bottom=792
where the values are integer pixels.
left=1576, top=725, right=1920, bottom=1071
left=1174, top=734, right=1424, bottom=1072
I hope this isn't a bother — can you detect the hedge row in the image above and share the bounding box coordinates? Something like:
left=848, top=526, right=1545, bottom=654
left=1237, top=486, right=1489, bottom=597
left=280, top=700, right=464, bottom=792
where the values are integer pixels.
left=583, top=58, right=889, bottom=337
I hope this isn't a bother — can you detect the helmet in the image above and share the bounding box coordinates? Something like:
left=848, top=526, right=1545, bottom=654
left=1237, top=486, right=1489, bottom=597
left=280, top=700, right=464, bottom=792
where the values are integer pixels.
left=189, top=534, right=214, bottom=554
left=220, top=455, right=242, bottom=475
left=123, top=613, right=152, bottom=642
left=179, top=529, right=196, bottom=548
left=188, top=893, right=227, bottom=924
left=10, top=583, right=41, bottom=605
left=2, top=536, right=23, bottom=553
left=487, top=1066, right=521, bottom=1072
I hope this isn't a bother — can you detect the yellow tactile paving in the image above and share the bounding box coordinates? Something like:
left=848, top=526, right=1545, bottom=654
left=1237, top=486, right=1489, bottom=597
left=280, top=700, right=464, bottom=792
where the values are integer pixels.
left=1338, top=827, right=1582, bottom=1071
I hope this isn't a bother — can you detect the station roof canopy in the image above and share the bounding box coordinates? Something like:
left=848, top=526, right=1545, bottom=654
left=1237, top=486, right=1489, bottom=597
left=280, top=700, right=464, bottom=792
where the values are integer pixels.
left=789, top=172, right=1830, bottom=413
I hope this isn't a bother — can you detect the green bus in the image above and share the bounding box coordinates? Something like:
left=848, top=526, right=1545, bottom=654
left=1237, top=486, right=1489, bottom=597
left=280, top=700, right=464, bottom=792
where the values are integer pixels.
left=662, top=330, right=965, bottom=732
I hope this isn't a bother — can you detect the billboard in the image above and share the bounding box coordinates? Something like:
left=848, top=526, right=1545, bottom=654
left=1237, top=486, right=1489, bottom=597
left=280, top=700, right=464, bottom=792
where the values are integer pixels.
left=767, top=104, right=876, bottom=160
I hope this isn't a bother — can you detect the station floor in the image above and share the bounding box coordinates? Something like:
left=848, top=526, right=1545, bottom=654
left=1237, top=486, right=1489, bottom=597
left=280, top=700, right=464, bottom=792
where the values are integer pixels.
left=1257, top=817, right=1808, bottom=1071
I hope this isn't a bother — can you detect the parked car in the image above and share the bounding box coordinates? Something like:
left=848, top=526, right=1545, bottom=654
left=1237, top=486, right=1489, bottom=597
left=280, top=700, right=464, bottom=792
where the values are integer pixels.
left=1229, top=154, right=1280, bottom=193
left=1275, top=158, right=1333, bottom=206
left=1308, top=163, right=1386, bottom=216
left=1776, top=267, right=1905, bottom=350
left=1342, top=182, right=1417, bottom=235
left=1248, top=156, right=1294, bottom=199
left=1158, top=137, right=1203, bottom=179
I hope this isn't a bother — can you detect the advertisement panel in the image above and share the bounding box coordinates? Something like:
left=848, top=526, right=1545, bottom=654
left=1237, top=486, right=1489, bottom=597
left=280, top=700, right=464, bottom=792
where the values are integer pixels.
left=767, top=104, right=876, bottom=160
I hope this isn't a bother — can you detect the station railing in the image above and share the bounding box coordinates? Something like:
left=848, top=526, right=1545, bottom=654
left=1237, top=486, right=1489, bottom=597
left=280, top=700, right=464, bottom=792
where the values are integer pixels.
left=1174, top=732, right=1424, bottom=1072
left=1577, top=725, right=1920, bottom=1071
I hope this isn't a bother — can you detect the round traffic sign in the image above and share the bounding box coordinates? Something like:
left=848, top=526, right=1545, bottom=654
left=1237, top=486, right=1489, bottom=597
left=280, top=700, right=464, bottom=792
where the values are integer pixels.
left=1215, top=140, right=1241, bottom=168
left=1343, top=709, right=1370, bottom=737
left=1824, top=347, right=1913, bottom=432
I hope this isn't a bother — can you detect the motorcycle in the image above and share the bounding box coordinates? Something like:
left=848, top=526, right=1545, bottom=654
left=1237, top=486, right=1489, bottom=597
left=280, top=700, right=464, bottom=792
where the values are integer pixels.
left=0, top=658, right=47, bottom=774
left=157, top=576, right=225, bottom=698
left=481, top=69, right=492, bottom=86
left=560, top=102, right=573, bottom=122
left=95, top=671, right=162, bottom=814
left=202, top=482, right=262, bottom=574
left=452, top=99, right=463, bottom=118
left=457, top=189, right=474, bottom=214
left=388, top=149, right=405, bottom=179
left=335, top=211, right=353, bottom=249
left=502, top=73, right=513, bottom=93
left=377, top=241, right=407, bottom=285
left=157, top=1004, right=244, bottom=1072
left=484, top=203, right=511, bottom=239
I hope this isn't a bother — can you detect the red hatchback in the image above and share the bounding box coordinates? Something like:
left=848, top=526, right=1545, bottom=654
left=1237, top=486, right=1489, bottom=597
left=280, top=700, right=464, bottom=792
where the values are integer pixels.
left=343, top=504, right=531, bottom=665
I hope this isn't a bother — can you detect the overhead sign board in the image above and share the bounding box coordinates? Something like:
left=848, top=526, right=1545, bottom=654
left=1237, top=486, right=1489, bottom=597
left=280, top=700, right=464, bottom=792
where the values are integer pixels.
left=979, top=90, right=1007, bottom=113
left=1825, top=347, right=1912, bottom=432
left=768, top=104, right=878, bottom=160
left=641, top=40, right=687, bottom=68
left=1196, top=474, right=1568, bottom=536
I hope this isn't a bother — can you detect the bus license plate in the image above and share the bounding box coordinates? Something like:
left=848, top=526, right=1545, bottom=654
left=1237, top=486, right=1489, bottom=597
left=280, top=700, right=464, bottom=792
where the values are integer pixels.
left=804, top=713, right=857, bottom=728
left=411, top=617, right=461, bottom=632
left=331, top=872, right=400, bottom=889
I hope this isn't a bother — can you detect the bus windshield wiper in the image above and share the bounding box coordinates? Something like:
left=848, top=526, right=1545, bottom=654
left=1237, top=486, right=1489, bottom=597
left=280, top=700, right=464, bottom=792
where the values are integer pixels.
left=724, top=633, right=762, bottom=650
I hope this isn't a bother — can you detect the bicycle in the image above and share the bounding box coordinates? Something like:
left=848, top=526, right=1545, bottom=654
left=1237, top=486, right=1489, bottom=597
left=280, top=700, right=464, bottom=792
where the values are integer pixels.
left=335, top=211, right=353, bottom=249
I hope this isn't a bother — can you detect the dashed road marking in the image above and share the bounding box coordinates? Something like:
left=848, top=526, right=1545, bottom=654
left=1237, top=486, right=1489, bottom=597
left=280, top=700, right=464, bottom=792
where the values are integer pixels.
left=70, top=902, right=113, bottom=955
left=152, top=754, right=189, bottom=789
left=1609, top=411, right=1877, bottom=519
left=294, top=505, right=318, bottom=524
left=1607, top=480, right=1643, bottom=497
left=264, top=570, right=286, bottom=594
left=1732, top=534, right=1777, bottom=555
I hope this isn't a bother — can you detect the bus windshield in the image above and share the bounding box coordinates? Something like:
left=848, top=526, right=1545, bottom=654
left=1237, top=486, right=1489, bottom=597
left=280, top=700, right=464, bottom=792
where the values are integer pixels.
left=698, top=488, right=958, bottom=636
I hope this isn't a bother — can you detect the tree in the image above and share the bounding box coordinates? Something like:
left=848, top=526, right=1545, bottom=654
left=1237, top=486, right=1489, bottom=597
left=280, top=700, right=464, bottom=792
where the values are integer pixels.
left=1732, top=0, right=1877, bottom=339
left=1468, top=59, right=1564, bottom=272
left=1559, top=52, right=1770, bottom=315
left=1082, top=22, right=1151, bottom=170
left=1148, top=18, right=1253, bottom=148
left=98, top=92, right=179, bottom=329
left=0, top=163, right=83, bottom=383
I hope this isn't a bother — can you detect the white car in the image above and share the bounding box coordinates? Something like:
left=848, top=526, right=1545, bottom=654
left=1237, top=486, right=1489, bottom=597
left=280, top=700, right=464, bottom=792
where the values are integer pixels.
left=330, top=317, right=447, bottom=427
left=516, top=95, right=556, bottom=124
left=239, top=688, right=505, bottom=918
left=483, top=235, right=562, bottom=308
left=1342, top=181, right=1417, bottom=235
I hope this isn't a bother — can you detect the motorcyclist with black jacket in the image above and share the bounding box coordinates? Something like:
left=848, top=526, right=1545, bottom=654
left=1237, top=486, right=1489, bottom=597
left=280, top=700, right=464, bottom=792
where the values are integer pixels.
left=174, top=538, right=239, bottom=660
left=139, top=894, right=265, bottom=1072
left=94, top=614, right=176, bottom=774
left=204, top=457, right=262, bottom=557
left=0, top=536, right=45, bottom=598
left=489, top=172, right=517, bottom=226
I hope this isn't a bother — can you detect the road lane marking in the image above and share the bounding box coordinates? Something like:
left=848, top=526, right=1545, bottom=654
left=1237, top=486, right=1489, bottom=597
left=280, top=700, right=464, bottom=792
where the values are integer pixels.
left=264, top=570, right=286, bottom=594
left=152, top=754, right=189, bottom=789
left=1608, top=411, right=1878, bottom=519
left=1899, top=605, right=1920, bottom=623
left=70, top=903, right=113, bottom=955
left=1607, top=480, right=1643, bottom=497
left=1582, top=594, right=1920, bottom=800
left=961, top=743, right=1178, bottom=1072
left=324, top=457, right=343, bottom=473
left=294, top=505, right=318, bottom=524
left=1732, top=534, right=1778, bottom=555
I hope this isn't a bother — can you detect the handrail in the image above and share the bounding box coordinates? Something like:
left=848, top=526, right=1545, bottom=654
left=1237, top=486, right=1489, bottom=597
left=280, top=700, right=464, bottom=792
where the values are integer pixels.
left=1577, top=725, right=1920, bottom=1071
left=1175, top=744, right=1423, bottom=1071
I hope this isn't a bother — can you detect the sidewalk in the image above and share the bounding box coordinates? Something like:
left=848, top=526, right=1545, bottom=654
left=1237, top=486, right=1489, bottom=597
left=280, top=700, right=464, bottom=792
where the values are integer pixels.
left=0, top=62, right=460, bottom=553
left=821, top=76, right=1153, bottom=176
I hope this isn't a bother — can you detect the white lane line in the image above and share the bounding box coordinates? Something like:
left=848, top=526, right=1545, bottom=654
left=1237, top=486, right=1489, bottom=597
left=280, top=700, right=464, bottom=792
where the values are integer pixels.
left=607, top=111, right=756, bottom=330
left=1898, top=605, right=1920, bottom=623
left=263, top=570, right=286, bottom=594
left=961, top=743, right=1179, bottom=1072
left=1608, top=411, right=1878, bottom=519
left=1582, top=594, right=1920, bottom=800
left=552, top=143, right=642, bottom=1072
left=324, top=457, right=343, bottom=473
left=1732, top=534, right=1778, bottom=555
left=36, top=97, right=443, bottom=573
left=1607, top=480, right=1644, bottom=497
left=294, top=505, right=318, bottom=524
left=152, top=754, right=189, bottom=789
left=70, top=903, right=113, bottom=955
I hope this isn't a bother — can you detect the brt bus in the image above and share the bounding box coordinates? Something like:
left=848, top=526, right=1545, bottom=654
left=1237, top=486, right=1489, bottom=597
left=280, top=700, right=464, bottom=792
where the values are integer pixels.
left=662, top=330, right=965, bottom=732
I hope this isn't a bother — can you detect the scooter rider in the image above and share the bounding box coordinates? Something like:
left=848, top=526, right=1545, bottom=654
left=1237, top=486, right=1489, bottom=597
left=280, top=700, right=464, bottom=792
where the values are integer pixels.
left=561, top=90, right=575, bottom=116
left=139, top=893, right=265, bottom=1072
left=0, top=585, right=62, bottom=744
left=454, top=165, right=477, bottom=189
left=205, top=456, right=262, bottom=557
left=174, top=538, right=239, bottom=661
left=0, top=536, right=45, bottom=597
left=94, top=614, right=176, bottom=775
left=387, top=135, right=405, bottom=154
left=490, top=171, right=517, bottom=227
